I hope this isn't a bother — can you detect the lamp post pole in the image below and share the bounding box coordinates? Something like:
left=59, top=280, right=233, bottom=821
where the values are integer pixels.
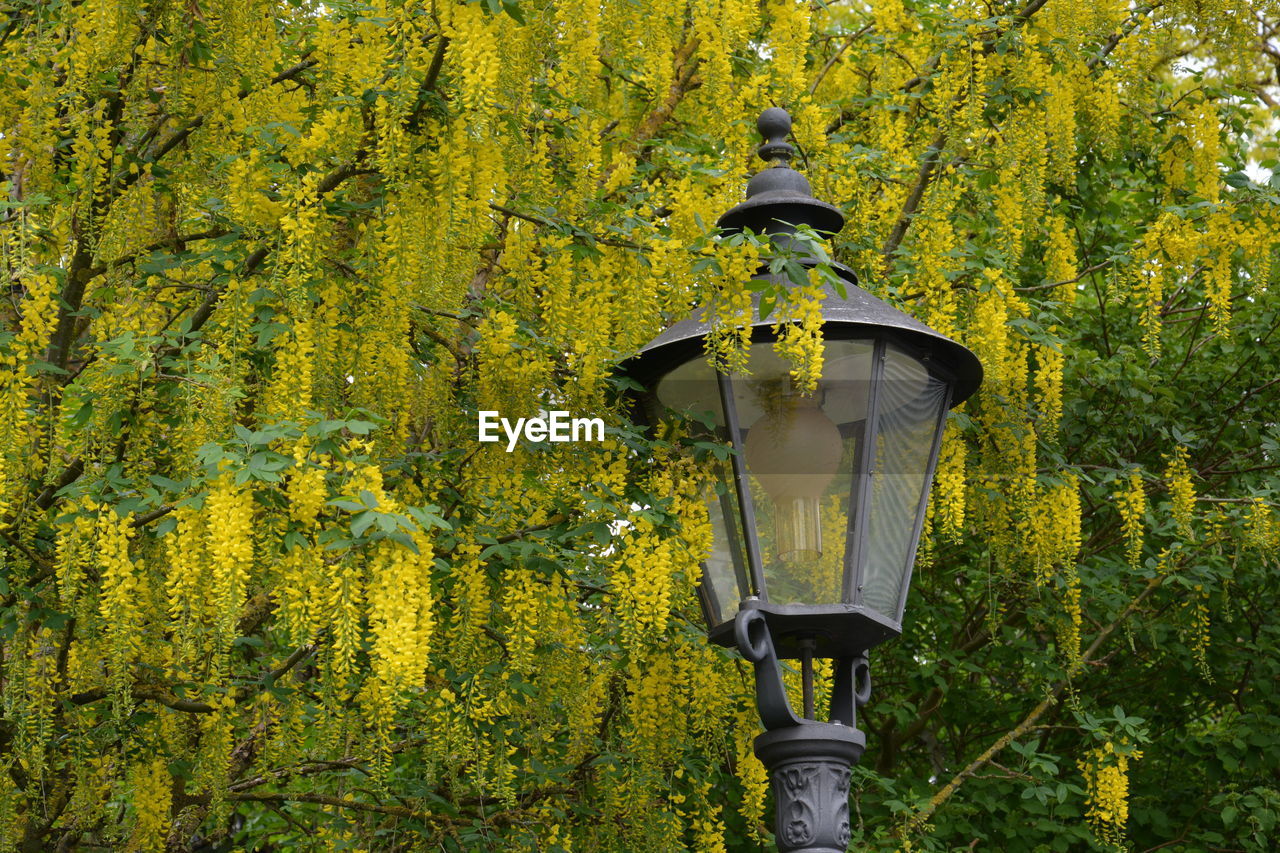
left=623, top=108, right=984, bottom=853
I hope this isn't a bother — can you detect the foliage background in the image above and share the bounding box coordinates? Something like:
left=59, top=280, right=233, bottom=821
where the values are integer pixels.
left=1, top=0, right=1279, bottom=850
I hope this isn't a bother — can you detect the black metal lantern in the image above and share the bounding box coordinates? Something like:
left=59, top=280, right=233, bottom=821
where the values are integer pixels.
left=622, top=109, right=983, bottom=853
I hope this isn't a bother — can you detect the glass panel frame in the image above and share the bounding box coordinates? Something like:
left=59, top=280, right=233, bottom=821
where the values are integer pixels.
left=843, top=338, right=886, bottom=606
left=860, top=347, right=949, bottom=619
left=892, top=380, right=951, bottom=623
left=696, top=461, right=752, bottom=628
left=716, top=368, right=766, bottom=601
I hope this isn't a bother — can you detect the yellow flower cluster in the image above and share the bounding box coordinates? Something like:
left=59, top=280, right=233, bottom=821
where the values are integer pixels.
left=265, top=317, right=316, bottom=421
left=968, top=279, right=1011, bottom=387
left=624, top=654, right=684, bottom=768
left=551, top=0, right=602, bottom=107
left=1244, top=216, right=1275, bottom=296
left=127, top=758, right=172, bottom=853
left=1035, top=338, right=1065, bottom=439
left=1030, top=475, right=1081, bottom=586
left=1164, top=447, right=1196, bottom=537
left=1059, top=562, right=1083, bottom=670
left=448, top=540, right=491, bottom=657
left=933, top=421, right=967, bottom=542
left=447, top=3, right=502, bottom=119
left=205, top=476, right=255, bottom=649
left=287, top=451, right=328, bottom=527
left=1116, top=471, right=1146, bottom=570
left=165, top=506, right=210, bottom=664
left=1244, top=498, right=1276, bottom=556
left=793, top=100, right=830, bottom=161
left=1079, top=741, right=1142, bottom=848
left=692, top=0, right=734, bottom=111
left=476, top=309, right=547, bottom=415
left=1189, top=100, right=1221, bottom=203
left=1045, top=65, right=1079, bottom=184
left=1184, top=585, right=1212, bottom=681
left=55, top=498, right=98, bottom=609
left=327, top=555, right=365, bottom=697
left=772, top=279, right=827, bottom=395
left=293, top=106, right=358, bottom=164
left=768, top=0, right=812, bottom=101
left=0, top=271, right=60, bottom=516
left=1136, top=251, right=1165, bottom=358
left=225, top=149, right=286, bottom=230
left=1206, top=210, right=1237, bottom=338
left=1086, top=69, right=1121, bottom=155
left=736, top=729, right=769, bottom=840
left=368, top=537, right=436, bottom=697
left=687, top=780, right=729, bottom=853
left=6, top=625, right=60, bottom=774
left=614, top=518, right=678, bottom=649
left=97, top=508, right=140, bottom=703
left=872, top=0, right=912, bottom=32
left=502, top=568, right=541, bottom=673
left=1043, top=213, right=1078, bottom=304
left=909, top=174, right=961, bottom=337
left=708, top=241, right=761, bottom=374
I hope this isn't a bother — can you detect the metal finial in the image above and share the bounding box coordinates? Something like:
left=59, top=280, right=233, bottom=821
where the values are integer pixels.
left=717, top=106, right=844, bottom=236
left=757, top=107, right=794, bottom=164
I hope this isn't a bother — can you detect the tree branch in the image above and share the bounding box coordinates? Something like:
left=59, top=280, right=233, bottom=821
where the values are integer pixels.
left=881, top=132, right=945, bottom=263
left=83, top=228, right=232, bottom=280
left=902, top=571, right=1169, bottom=835
left=631, top=37, right=702, bottom=148
left=117, top=56, right=319, bottom=199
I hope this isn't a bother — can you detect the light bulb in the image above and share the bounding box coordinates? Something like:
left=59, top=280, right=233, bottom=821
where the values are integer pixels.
left=743, top=395, right=844, bottom=562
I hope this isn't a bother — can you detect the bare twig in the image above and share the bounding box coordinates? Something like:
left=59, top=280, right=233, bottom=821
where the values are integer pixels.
left=1016, top=261, right=1113, bottom=292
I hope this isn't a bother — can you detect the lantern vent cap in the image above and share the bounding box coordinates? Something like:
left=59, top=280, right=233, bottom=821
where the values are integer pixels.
left=718, top=107, right=845, bottom=237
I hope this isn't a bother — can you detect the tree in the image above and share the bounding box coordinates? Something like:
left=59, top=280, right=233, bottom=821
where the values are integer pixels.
left=1, top=0, right=1278, bottom=849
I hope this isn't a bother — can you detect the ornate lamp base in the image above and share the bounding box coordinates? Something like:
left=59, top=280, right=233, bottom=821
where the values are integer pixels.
left=755, top=723, right=865, bottom=853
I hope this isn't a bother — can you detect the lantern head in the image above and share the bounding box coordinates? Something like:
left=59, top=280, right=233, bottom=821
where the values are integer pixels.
left=621, top=108, right=982, bottom=660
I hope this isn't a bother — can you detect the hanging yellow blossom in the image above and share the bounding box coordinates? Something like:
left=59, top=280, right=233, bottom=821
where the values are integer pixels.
left=97, top=508, right=140, bottom=704
left=1080, top=741, right=1142, bottom=848
left=1244, top=498, right=1275, bottom=556
left=1116, top=471, right=1146, bottom=570
left=772, top=278, right=827, bottom=395
left=1164, top=447, right=1196, bottom=537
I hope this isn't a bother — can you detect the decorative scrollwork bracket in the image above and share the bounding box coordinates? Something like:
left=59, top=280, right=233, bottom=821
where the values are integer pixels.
left=735, top=607, right=872, bottom=853
left=734, top=607, right=872, bottom=730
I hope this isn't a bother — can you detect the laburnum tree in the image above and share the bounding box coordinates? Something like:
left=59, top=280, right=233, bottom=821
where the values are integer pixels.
left=1, top=0, right=1279, bottom=850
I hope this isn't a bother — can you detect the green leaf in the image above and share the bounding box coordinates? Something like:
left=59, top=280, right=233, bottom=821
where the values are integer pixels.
left=351, top=511, right=378, bottom=539
left=758, top=294, right=776, bottom=320
left=386, top=530, right=419, bottom=553
left=1223, top=171, right=1251, bottom=189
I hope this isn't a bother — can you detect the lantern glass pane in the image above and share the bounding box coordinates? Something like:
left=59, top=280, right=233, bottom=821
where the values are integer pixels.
left=731, top=339, right=875, bottom=606
left=701, top=462, right=749, bottom=626
left=651, top=358, right=752, bottom=628
left=860, top=344, right=948, bottom=620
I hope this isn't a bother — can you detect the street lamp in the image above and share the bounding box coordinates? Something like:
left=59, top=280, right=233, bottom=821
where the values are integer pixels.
left=622, top=109, right=983, bottom=852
